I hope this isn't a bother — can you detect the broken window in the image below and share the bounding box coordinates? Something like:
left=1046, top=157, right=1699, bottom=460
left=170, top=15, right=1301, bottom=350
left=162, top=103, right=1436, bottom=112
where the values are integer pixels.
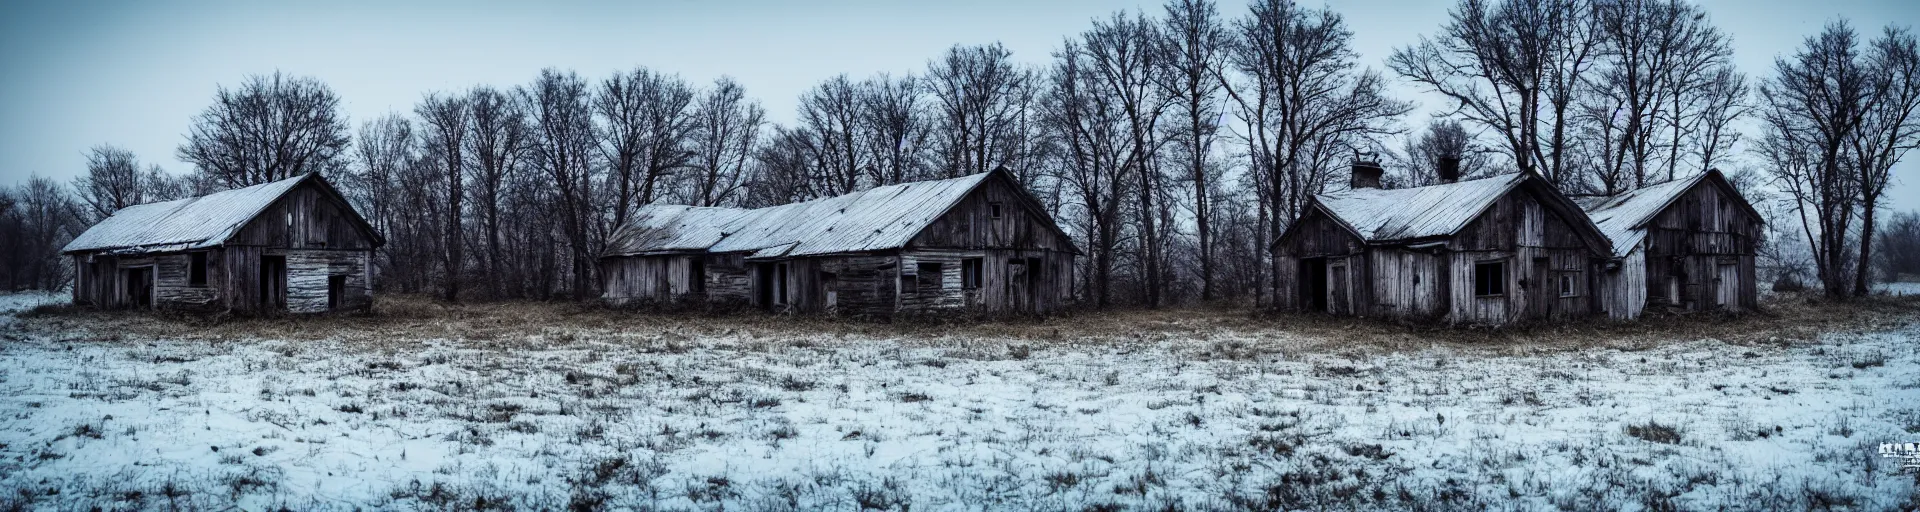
left=961, top=258, right=983, bottom=289
left=1558, top=271, right=1580, bottom=298
left=188, top=251, right=208, bottom=287
left=1473, top=260, right=1506, bottom=297
left=988, top=202, right=1004, bottom=219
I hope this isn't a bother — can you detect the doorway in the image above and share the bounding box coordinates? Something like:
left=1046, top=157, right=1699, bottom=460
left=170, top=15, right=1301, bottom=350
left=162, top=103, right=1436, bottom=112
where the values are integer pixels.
left=1300, top=258, right=1328, bottom=312
left=260, top=256, right=287, bottom=311
left=754, top=262, right=787, bottom=310
left=124, top=267, right=152, bottom=309
left=1328, top=262, right=1349, bottom=315
left=327, top=275, right=346, bottom=310
left=1715, top=263, right=1739, bottom=311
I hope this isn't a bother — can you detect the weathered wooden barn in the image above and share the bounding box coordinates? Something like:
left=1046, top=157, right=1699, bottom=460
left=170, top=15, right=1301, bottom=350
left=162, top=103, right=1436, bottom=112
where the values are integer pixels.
left=601, top=169, right=1079, bottom=316
left=1271, top=161, right=1614, bottom=325
left=62, top=173, right=382, bottom=314
left=1580, top=169, right=1763, bottom=319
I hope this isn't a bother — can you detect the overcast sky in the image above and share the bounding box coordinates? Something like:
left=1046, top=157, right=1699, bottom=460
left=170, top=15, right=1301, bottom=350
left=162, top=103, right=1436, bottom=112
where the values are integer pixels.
left=1, top=0, right=1914, bottom=208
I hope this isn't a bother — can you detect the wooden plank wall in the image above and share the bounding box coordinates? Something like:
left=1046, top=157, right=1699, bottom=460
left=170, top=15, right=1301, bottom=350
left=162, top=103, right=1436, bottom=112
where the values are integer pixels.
left=909, top=174, right=1076, bottom=253
left=602, top=254, right=753, bottom=305
left=1271, top=207, right=1366, bottom=312
left=1639, top=180, right=1761, bottom=312
left=71, top=179, right=381, bottom=315
left=285, top=250, right=371, bottom=313
left=1443, top=191, right=1601, bottom=325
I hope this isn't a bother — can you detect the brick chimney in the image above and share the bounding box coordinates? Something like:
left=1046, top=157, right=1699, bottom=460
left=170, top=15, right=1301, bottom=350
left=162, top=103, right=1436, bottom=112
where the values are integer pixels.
left=1350, top=159, right=1384, bottom=189
left=1437, top=156, right=1461, bottom=184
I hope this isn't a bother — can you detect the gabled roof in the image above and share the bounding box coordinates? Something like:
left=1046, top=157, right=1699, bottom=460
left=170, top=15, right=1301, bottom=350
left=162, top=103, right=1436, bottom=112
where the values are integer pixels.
left=1579, top=169, right=1761, bottom=256
left=62, top=173, right=378, bottom=255
left=605, top=169, right=1077, bottom=259
left=1312, top=173, right=1530, bottom=242
left=1289, top=171, right=1613, bottom=256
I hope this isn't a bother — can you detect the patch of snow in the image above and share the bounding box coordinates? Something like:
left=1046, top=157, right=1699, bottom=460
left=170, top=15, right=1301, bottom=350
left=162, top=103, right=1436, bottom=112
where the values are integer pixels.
left=1, top=297, right=1915, bottom=509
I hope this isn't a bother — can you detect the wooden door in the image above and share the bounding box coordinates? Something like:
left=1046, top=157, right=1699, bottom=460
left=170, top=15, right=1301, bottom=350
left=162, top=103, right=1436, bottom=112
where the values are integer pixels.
left=125, top=267, right=152, bottom=309
left=260, top=256, right=286, bottom=311
left=1716, top=264, right=1738, bottom=311
left=1006, top=259, right=1030, bottom=313
left=1328, top=262, right=1349, bottom=315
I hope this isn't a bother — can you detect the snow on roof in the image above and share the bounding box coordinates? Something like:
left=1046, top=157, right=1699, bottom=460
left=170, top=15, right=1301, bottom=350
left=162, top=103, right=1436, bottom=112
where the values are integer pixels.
left=1579, top=174, right=1704, bottom=256
left=605, top=172, right=995, bottom=259
left=62, top=174, right=315, bottom=255
left=1313, top=173, right=1530, bottom=242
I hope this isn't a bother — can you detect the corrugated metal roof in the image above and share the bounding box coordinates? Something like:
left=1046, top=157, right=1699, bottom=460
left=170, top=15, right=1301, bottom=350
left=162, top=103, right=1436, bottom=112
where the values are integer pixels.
left=1313, top=173, right=1529, bottom=242
left=605, top=172, right=995, bottom=258
left=62, top=174, right=312, bottom=254
left=1579, top=174, right=1703, bottom=256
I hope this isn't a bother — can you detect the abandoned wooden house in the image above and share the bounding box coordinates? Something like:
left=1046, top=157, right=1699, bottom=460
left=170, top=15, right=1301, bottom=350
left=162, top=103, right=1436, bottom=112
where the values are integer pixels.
left=1580, top=169, right=1763, bottom=319
left=601, top=168, right=1079, bottom=316
left=1271, top=160, right=1615, bottom=325
left=62, top=173, right=383, bottom=314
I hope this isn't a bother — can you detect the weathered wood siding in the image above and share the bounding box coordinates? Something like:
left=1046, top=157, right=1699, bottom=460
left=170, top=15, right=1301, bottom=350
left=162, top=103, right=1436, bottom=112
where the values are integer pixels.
left=909, top=174, right=1076, bottom=253
left=1272, top=206, right=1366, bottom=312
left=1446, top=191, right=1600, bottom=325
left=1599, top=249, right=1648, bottom=320
left=898, top=248, right=1073, bottom=315
left=1276, top=186, right=1605, bottom=325
left=70, top=179, right=380, bottom=315
left=602, top=254, right=752, bottom=305
left=1639, top=180, right=1760, bottom=313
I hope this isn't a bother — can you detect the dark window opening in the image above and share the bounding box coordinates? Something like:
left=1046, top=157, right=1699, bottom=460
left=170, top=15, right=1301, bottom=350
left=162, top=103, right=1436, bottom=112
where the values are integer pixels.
left=188, top=252, right=208, bottom=287
left=917, top=262, right=942, bottom=292
left=689, top=259, right=706, bottom=293
left=961, top=258, right=983, bottom=289
left=1474, top=260, right=1507, bottom=297
left=988, top=202, right=1004, bottom=219
left=1559, top=271, right=1579, bottom=297
left=327, top=275, right=346, bottom=310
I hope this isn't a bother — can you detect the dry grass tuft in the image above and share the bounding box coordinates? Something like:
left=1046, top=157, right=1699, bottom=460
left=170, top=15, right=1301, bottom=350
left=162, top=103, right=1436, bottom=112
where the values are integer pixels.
left=13, top=292, right=1917, bottom=356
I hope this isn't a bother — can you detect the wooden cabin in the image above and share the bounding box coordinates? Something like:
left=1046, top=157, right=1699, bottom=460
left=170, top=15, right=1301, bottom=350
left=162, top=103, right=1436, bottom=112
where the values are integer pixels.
left=600, top=168, right=1079, bottom=317
left=1271, top=161, right=1614, bottom=325
left=1581, top=169, right=1763, bottom=319
left=62, top=173, right=382, bottom=314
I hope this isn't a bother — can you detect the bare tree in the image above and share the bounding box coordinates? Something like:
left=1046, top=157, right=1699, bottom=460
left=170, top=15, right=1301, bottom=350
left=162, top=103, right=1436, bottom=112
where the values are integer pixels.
left=1758, top=21, right=1872, bottom=297
left=1850, top=25, right=1920, bottom=295
left=1876, top=211, right=1920, bottom=281
left=416, top=93, right=471, bottom=301
left=597, top=67, right=698, bottom=230
left=1083, top=11, right=1171, bottom=307
left=685, top=77, right=764, bottom=206
left=0, top=176, right=83, bottom=291
left=348, top=113, right=416, bottom=292
left=178, top=72, right=350, bottom=188
left=859, top=73, right=931, bottom=186
left=1395, top=120, right=1496, bottom=186
left=1159, top=0, right=1229, bottom=301
left=796, top=75, right=868, bottom=195
left=520, top=69, right=601, bottom=300
left=1389, top=0, right=1596, bottom=187
left=74, top=145, right=147, bottom=220
left=1044, top=37, right=1133, bottom=308
left=466, top=86, right=528, bottom=298
left=1231, top=0, right=1410, bottom=300
left=927, top=43, right=1034, bottom=177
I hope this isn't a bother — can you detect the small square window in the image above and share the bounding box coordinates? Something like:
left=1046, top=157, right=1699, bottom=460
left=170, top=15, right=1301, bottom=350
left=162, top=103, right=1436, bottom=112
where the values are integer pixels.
left=988, top=202, right=1004, bottom=219
left=1473, top=260, right=1506, bottom=297
left=1558, top=272, right=1579, bottom=298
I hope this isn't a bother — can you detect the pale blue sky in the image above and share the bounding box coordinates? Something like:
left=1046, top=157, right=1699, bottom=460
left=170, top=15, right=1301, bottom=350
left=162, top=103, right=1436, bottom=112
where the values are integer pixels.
left=1, top=0, right=1914, bottom=208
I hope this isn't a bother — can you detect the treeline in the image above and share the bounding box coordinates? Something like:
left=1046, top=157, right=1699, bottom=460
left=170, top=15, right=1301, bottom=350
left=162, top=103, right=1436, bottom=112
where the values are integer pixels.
left=5, top=0, right=1917, bottom=302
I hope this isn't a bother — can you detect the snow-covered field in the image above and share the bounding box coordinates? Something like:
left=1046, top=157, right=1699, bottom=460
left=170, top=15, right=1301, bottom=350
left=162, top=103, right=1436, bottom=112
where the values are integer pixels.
left=2, top=296, right=1918, bottom=511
